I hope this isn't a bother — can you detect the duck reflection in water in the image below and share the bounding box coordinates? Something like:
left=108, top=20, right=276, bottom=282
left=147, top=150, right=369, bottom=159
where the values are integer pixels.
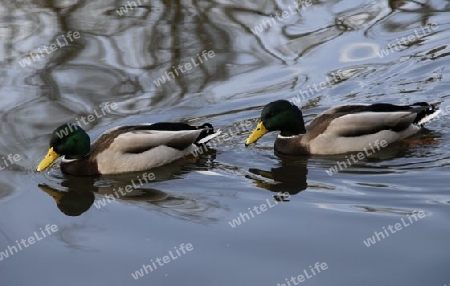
left=37, top=152, right=228, bottom=223
left=37, top=174, right=169, bottom=217
left=38, top=178, right=96, bottom=217
left=246, top=155, right=308, bottom=199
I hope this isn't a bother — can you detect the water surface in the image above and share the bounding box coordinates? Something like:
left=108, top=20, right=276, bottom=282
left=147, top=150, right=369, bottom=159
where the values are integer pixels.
left=0, top=0, right=449, bottom=285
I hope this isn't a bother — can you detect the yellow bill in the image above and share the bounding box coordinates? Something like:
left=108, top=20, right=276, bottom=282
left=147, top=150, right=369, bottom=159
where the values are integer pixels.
left=36, top=147, right=60, bottom=171
left=245, top=121, right=268, bottom=146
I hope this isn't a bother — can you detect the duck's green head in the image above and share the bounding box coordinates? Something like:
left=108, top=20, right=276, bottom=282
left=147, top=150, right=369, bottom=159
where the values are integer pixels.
left=37, top=124, right=90, bottom=172
left=245, top=100, right=306, bottom=146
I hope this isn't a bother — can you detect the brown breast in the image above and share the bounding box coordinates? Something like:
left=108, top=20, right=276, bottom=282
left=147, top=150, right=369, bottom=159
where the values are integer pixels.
left=274, top=136, right=310, bottom=156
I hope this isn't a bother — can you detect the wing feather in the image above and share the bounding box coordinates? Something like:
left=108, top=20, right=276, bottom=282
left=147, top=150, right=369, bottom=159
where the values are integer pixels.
left=90, top=123, right=208, bottom=155
left=325, top=111, right=416, bottom=137
left=305, top=103, right=433, bottom=138
left=109, top=129, right=204, bottom=152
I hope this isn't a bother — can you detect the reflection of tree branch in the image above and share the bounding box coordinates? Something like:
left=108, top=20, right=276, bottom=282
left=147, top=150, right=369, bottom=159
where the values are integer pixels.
left=170, top=0, right=186, bottom=95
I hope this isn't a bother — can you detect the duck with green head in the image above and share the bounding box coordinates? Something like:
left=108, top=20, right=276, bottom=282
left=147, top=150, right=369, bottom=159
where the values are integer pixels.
left=37, top=122, right=220, bottom=176
left=245, top=100, right=440, bottom=155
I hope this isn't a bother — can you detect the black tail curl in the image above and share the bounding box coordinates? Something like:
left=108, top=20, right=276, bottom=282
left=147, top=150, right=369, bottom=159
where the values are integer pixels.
left=412, top=102, right=439, bottom=126
left=198, top=123, right=215, bottom=135
left=194, top=122, right=217, bottom=146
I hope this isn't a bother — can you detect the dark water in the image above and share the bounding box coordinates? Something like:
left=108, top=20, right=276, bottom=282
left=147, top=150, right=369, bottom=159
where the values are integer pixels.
left=1, top=0, right=449, bottom=285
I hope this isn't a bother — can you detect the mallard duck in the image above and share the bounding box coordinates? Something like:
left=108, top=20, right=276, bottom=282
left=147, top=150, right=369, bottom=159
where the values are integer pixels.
left=245, top=100, right=440, bottom=155
left=36, top=122, right=220, bottom=176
